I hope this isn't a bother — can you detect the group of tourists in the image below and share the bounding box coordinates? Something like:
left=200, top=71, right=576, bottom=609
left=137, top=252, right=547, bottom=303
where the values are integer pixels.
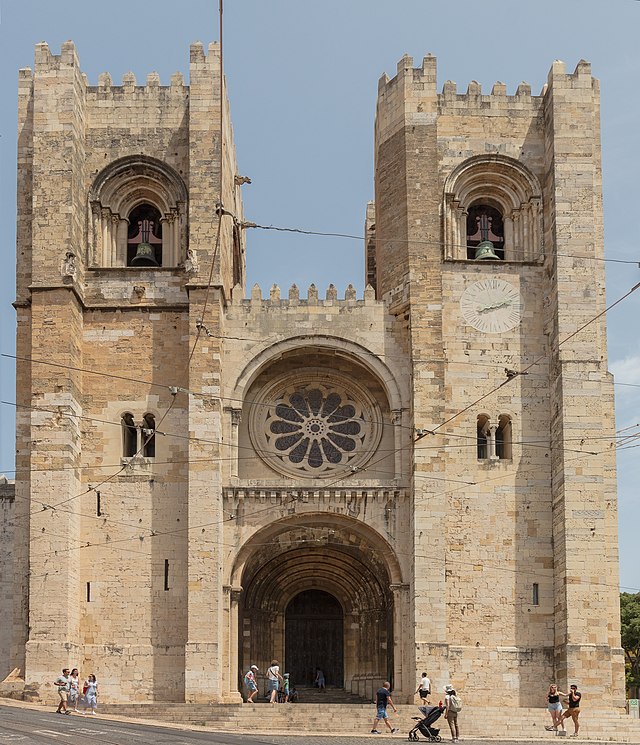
left=546, top=683, right=582, bottom=736
left=53, top=667, right=98, bottom=715
left=372, top=672, right=462, bottom=741
left=244, top=660, right=298, bottom=704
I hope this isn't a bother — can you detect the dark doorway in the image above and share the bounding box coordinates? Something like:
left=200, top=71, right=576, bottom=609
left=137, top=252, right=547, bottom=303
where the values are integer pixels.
left=285, top=589, right=343, bottom=688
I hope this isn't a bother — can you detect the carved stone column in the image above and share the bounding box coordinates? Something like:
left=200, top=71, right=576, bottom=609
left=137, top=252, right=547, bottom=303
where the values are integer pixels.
left=226, top=407, right=242, bottom=478
left=390, top=582, right=411, bottom=701
left=391, top=409, right=403, bottom=478
left=488, top=425, right=498, bottom=461
left=223, top=584, right=243, bottom=702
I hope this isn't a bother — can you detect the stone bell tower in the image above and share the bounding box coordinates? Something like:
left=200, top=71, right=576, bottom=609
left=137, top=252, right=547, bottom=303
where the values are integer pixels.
left=371, top=55, right=624, bottom=706
left=13, top=39, right=245, bottom=702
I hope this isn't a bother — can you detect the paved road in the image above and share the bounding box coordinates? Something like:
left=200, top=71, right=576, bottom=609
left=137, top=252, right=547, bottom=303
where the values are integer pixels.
left=0, top=704, right=565, bottom=745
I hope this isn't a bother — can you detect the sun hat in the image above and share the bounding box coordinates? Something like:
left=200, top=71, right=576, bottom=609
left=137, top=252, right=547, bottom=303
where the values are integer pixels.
left=251, top=665, right=258, bottom=670
left=443, top=684, right=454, bottom=693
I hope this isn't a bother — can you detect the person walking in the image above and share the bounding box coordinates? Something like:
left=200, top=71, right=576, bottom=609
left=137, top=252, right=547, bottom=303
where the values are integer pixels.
left=545, top=683, right=567, bottom=732
left=82, top=674, right=98, bottom=715
left=561, top=684, right=582, bottom=737
left=266, top=660, right=283, bottom=704
left=283, top=672, right=290, bottom=703
left=415, top=671, right=431, bottom=703
left=443, top=684, right=462, bottom=742
left=68, top=668, right=80, bottom=712
left=243, top=665, right=259, bottom=703
left=54, top=668, right=71, bottom=714
left=314, top=668, right=326, bottom=691
left=371, top=681, right=399, bottom=735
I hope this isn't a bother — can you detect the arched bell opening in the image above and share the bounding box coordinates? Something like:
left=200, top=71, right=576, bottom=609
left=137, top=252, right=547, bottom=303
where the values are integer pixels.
left=238, top=528, right=394, bottom=701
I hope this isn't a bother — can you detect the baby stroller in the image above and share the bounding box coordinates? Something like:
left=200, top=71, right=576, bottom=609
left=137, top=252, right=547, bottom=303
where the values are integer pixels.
left=408, top=704, right=444, bottom=742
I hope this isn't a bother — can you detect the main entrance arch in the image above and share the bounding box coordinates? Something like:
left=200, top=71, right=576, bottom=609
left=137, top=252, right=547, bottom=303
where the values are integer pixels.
left=234, top=516, right=400, bottom=699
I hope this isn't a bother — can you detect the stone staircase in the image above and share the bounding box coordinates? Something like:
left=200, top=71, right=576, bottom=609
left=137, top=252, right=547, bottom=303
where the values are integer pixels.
left=98, top=701, right=640, bottom=741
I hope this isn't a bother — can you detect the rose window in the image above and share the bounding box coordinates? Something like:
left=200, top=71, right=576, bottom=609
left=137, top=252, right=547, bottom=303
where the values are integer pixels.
left=249, top=375, right=382, bottom=478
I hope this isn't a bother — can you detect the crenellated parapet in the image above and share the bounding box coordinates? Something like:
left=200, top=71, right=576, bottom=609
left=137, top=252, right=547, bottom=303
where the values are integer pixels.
left=231, top=282, right=377, bottom=308
left=376, top=54, right=598, bottom=147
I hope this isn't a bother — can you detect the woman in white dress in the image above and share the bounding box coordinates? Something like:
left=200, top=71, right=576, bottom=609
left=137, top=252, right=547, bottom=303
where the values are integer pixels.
left=83, top=674, right=98, bottom=715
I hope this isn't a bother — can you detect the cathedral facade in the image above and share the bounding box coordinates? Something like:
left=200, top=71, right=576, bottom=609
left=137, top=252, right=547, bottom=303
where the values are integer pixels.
left=4, top=41, right=625, bottom=706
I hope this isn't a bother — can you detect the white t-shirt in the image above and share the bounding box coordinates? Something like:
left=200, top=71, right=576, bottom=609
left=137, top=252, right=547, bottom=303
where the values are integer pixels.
left=419, top=675, right=431, bottom=692
left=267, top=665, right=279, bottom=681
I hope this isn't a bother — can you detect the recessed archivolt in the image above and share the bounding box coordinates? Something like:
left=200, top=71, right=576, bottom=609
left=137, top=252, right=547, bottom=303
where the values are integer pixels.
left=443, top=154, right=543, bottom=262
left=88, top=155, right=188, bottom=268
left=230, top=335, right=403, bottom=414
left=242, top=548, right=388, bottom=614
left=228, top=512, right=403, bottom=588
left=444, top=154, right=541, bottom=210
left=90, top=155, right=188, bottom=207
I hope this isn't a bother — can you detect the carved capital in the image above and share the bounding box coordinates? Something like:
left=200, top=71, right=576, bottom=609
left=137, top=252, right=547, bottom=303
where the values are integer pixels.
left=225, top=407, right=243, bottom=426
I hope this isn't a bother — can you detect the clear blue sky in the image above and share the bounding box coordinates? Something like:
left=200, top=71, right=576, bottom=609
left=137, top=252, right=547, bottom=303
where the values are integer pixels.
left=0, top=0, right=638, bottom=591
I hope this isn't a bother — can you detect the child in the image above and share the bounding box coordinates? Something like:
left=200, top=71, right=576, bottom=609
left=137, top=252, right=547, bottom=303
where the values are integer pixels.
left=283, top=672, right=290, bottom=703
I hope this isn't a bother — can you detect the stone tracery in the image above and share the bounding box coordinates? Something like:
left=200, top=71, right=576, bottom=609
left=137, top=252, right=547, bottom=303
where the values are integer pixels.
left=249, top=374, right=382, bottom=478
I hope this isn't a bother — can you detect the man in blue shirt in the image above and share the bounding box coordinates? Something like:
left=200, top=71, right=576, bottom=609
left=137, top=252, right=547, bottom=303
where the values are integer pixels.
left=371, top=681, right=399, bottom=734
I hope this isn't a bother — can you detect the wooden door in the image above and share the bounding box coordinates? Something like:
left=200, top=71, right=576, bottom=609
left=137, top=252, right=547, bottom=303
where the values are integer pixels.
left=285, top=589, right=343, bottom=688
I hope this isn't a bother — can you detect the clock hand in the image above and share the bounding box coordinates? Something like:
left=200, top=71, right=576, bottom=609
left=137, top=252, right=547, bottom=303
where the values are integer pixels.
left=476, top=300, right=512, bottom=313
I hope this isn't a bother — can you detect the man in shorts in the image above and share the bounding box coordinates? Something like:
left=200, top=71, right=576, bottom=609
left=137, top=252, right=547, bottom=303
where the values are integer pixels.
left=371, top=681, right=399, bottom=734
left=54, top=668, right=70, bottom=714
left=562, top=684, right=582, bottom=737
left=416, top=671, right=431, bottom=702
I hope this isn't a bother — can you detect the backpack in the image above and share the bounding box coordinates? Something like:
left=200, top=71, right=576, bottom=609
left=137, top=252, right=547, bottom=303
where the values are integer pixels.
left=449, top=694, right=462, bottom=712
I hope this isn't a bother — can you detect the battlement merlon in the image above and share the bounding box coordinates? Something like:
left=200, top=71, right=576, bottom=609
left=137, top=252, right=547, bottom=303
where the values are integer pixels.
left=231, top=283, right=378, bottom=307
left=375, top=55, right=597, bottom=144
left=25, top=40, right=214, bottom=92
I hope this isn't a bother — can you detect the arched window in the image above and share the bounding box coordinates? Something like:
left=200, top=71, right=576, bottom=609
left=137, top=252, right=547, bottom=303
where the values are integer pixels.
left=496, top=414, right=512, bottom=460
left=122, top=413, right=138, bottom=457
left=477, top=413, right=514, bottom=461
left=477, top=414, right=490, bottom=459
left=443, top=155, right=542, bottom=262
left=142, top=413, right=156, bottom=458
left=89, top=156, right=188, bottom=269
left=127, top=204, right=163, bottom=267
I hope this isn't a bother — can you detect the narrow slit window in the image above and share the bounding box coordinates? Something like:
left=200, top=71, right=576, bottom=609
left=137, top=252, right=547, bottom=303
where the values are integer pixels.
left=86, top=582, right=91, bottom=603
left=142, top=413, right=156, bottom=458
left=532, top=583, right=539, bottom=606
left=96, top=491, right=101, bottom=517
left=164, top=559, right=170, bottom=591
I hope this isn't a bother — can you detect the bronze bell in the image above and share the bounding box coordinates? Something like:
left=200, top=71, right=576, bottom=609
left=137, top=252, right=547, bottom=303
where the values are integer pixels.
left=130, top=241, right=160, bottom=267
left=474, top=240, right=500, bottom=260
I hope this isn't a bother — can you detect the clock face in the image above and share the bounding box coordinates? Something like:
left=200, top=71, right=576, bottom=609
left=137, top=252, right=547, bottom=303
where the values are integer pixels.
left=460, top=278, right=523, bottom=334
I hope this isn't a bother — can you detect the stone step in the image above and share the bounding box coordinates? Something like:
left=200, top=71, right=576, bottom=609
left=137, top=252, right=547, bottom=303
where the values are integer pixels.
left=98, top=702, right=640, bottom=740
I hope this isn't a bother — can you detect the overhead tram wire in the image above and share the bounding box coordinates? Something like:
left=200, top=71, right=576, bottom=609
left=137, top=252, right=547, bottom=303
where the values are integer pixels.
left=3, top=344, right=639, bottom=441
left=10, top=0, right=229, bottom=521
left=0, top=397, right=636, bottom=510
left=298, top=282, right=640, bottom=494
left=15, top=401, right=638, bottom=587
left=431, top=279, right=640, bottom=433
left=243, top=221, right=640, bottom=265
